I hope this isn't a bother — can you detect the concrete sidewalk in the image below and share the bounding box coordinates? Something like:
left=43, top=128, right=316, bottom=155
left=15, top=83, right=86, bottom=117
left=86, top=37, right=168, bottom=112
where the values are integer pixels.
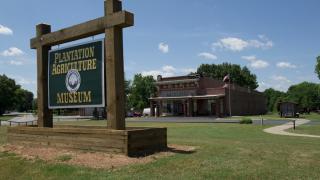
left=263, top=119, right=320, bottom=138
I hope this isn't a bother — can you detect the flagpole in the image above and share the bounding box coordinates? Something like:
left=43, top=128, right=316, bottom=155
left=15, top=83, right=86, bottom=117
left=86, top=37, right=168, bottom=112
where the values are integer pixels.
left=229, top=74, right=232, bottom=117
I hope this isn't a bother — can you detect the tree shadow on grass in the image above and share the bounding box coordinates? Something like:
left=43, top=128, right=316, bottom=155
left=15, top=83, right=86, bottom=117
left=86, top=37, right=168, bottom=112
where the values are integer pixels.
left=131, top=144, right=197, bottom=157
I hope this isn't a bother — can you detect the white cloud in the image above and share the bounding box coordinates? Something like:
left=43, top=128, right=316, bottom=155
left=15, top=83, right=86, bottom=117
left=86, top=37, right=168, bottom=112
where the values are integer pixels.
left=276, top=62, right=297, bottom=69
left=258, top=82, right=288, bottom=92
left=213, top=37, right=248, bottom=51
left=212, top=35, right=273, bottom=52
left=17, top=78, right=36, bottom=85
left=1, top=47, right=24, bottom=56
left=158, top=42, right=169, bottom=53
left=258, top=75, right=292, bottom=92
left=141, top=70, right=163, bottom=78
left=0, top=25, right=13, bottom=35
left=257, top=81, right=270, bottom=92
left=198, top=52, right=217, bottom=60
left=271, top=75, right=291, bottom=83
left=1, top=55, right=33, bottom=66
left=9, top=75, right=36, bottom=86
left=162, top=65, right=176, bottom=73
left=8, top=60, right=24, bottom=66
left=241, top=55, right=269, bottom=69
left=180, top=68, right=197, bottom=74
left=141, top=65, right=196, bottom=78
left=250, top=34, right=273, bottom=49
left=257, top=76, right=292, bottom=92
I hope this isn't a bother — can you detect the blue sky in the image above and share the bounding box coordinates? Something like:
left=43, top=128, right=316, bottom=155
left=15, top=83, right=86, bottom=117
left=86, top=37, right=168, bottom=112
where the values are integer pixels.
left=0, top=0, right=319, bottom=96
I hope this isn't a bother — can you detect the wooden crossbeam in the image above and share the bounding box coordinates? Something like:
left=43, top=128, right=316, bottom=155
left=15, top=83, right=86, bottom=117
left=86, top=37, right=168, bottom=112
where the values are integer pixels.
left=30, top=10, right=133, bottom=49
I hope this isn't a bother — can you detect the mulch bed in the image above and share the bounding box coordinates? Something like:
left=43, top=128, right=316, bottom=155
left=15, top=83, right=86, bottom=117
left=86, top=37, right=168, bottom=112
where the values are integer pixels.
left=0, top=144, right=197, bottom=169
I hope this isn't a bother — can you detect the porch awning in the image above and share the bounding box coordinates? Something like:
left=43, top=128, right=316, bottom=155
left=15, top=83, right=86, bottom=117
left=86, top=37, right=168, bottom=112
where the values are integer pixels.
left=149, top=94, right=225, bottom=101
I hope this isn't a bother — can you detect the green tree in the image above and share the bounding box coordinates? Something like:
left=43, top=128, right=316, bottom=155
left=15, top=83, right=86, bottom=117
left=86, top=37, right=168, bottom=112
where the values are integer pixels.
left=128, top=74, right=156, bottom=111
left=32, top=98, right=37, bottom=110
left=315, top=56, right=320, bottom=79
left=0, top=75, right=20, bottom=115
left=197, top=63, right=258, bottom=89
left=263, top=88, right=286, bottom=112
left=124, top=79, right=131, bottom=112
left=286, top=82, right=320, bottom=110
left=14, top=88, right=34, bottom=112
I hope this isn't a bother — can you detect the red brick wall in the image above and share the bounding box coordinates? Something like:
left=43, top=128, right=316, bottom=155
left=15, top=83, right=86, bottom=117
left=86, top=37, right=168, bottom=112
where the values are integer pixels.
left=198, top=77, right=225, bottom=89
left=225, top=87, right=267, bottom=116
left=204, top=88, right=225, bottom=95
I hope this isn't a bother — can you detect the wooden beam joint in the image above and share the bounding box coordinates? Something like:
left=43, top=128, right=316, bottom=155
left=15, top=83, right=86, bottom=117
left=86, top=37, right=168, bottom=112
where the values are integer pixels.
left=106, top=11, right=134, bottom=29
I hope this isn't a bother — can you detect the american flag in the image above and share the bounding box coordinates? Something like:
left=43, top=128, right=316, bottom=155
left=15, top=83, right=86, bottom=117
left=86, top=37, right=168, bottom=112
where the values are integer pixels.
left=223, top=74, right=230, bottom=82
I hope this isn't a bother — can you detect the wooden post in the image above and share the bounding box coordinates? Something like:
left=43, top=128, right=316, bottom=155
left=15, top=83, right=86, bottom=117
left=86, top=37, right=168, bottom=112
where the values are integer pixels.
left=183, top=101, right=187, bottom=117
left=189, top=99, right=194, bottom=117
left=150, top=101, right=155, bottom=117
left=36, top=24, right=53, bottom=128
left=156, top=102, right=160, bottom=117
left=105, top=0, right=125, bottom=130
left=159, top=100, right=163, bottom=117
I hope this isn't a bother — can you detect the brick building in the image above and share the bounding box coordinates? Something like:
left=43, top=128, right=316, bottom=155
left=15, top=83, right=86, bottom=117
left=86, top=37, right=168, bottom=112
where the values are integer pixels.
left=149, top=74, right=267, bottom=117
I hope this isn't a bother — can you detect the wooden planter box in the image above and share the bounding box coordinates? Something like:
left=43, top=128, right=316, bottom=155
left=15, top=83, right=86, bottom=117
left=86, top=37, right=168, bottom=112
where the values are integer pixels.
left=7, top=126, right=167, bottom=157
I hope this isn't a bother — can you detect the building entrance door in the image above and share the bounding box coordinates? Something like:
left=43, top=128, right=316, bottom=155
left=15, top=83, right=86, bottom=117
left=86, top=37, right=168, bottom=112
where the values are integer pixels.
left=173, top=102, right=184, bottom=115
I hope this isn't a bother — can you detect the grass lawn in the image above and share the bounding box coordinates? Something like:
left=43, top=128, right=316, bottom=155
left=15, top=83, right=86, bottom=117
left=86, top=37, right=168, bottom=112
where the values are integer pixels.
left=0, top=115, right=16, bottom=121
left=287, top=125, right=320, bottom=136
left=0, top=121, right=320, bottom=179
left=299, top=113, right=320, bottom=121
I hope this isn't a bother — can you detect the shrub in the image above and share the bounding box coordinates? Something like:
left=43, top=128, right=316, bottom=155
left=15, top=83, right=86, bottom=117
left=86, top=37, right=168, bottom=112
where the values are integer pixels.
left=240, top=117, right=253, bottom=124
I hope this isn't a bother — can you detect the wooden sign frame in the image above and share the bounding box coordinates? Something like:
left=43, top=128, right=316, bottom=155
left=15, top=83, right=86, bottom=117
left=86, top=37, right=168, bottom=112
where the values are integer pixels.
left=8, top=0, right=167, bottom=157
left=31, top=0, right=133, bottom=130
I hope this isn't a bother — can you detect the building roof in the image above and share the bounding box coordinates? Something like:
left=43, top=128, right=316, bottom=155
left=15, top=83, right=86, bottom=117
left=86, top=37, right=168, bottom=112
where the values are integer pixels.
left=155, top=78, right=199, bottom=85
left=157, top=74, right=201, bottom=81
left=149, top=94, right=225, bottom=101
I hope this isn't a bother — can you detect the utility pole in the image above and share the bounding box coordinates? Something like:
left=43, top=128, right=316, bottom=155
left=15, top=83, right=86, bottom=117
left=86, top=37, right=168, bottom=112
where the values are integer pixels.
left=229, top=74, right=232, bottom=117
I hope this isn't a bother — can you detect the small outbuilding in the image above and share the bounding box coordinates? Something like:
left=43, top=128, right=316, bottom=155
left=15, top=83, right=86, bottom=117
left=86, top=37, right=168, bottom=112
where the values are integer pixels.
left=278, top=101, right=299, bottom=118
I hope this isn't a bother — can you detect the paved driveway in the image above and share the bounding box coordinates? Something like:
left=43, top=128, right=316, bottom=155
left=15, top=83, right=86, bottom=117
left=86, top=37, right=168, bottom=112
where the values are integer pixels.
left=126, top=116, right=239, bottom=123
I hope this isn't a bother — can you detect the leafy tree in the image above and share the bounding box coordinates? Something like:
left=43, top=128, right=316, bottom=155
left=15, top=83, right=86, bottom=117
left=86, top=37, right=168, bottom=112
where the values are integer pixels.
left=0, top=75, right=20, bottom=115
left=124, top=79, right=131, bottom=112
left=263, top=88, right=286, bottom=112
left=316, top=56, right=320, bottom=79
left=14, top=88, right=34, bottom=112
left=197, top=63, right=258, bottom=89
left=32, top=98, right=37, bottom=111
left=286, top=82, right=320, bottom=110
left=128, top=74, right=156, bottom=111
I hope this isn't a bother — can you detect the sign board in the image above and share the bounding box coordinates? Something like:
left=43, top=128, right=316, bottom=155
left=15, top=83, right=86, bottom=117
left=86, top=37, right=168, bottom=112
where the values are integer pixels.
left=48, top=39, right=104, bottom=109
